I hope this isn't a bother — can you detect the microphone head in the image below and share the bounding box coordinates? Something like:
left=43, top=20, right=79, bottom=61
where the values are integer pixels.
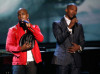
left=23, top=20, right=29, bottom=23
left=19, top=20, right=29, bottom=24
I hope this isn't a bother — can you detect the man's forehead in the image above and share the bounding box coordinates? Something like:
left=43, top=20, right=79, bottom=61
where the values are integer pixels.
left=18, top=8, right=27, bottom=14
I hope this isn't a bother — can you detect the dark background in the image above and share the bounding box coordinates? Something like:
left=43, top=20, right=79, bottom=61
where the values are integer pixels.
left=0, top=0, right=100, bottom=44
left=0, top=0, right=100, bottom=74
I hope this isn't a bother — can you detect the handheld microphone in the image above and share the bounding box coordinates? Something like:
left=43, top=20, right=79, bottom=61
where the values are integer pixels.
left=72, top=15, right=78, bottom=27
left=22, top=20, right=35, bottom=32
left=23, top=20, right=29, bottom=23
left=19, top=20, right=29, bottom=30
left=20, top=20, right=29, bottom=24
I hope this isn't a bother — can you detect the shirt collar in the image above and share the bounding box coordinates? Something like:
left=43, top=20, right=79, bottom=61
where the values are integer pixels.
left=64, top=15, right=71, bottom=25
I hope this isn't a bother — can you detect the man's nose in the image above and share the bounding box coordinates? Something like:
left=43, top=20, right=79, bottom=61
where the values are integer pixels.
left=73, top=12, right=77, bottom=16
left=20, top=15, right=23, bottom=18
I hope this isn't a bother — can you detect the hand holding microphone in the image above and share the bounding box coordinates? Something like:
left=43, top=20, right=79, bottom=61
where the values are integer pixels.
left=22, top=20, right=31, bottom=28
left=68, top=16, right=78, bottom=29
left=22, top=20, right=35, bottom=32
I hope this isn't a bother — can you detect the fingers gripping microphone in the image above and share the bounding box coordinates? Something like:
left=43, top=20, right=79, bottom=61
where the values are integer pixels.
left=73, top=16, right=78, bottom=27
left=22, top=20, right=35, bottom=32
left=20, top=20, right=30, bottom=30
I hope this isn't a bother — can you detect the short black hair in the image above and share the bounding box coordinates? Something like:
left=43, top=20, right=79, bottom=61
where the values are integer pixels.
left=67, top=3, right=77, bottom=9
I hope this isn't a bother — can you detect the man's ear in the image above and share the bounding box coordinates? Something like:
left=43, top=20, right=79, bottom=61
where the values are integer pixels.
left=65, top=9, right=67, bottom=13
left=27, top=14, right=29, bottom=19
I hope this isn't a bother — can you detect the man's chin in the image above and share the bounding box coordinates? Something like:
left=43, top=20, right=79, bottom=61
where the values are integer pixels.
left=68, top=17, right=72, bottom=20
left=70, top=16, right=74, bottom=20
left=19, top=20, right=24, bottom=24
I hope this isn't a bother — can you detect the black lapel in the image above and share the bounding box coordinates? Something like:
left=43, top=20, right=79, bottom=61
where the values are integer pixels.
left=61, top=17, right=68, bottom=28
left=60, top=17, right=70, bottom=33
left=72, top=23, right=78, bottom=42
left=61, top=17, right=72, bottom=43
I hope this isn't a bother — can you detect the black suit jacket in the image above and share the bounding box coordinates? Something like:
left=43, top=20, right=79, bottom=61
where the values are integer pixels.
left=52, top=17, right=85, bottom=67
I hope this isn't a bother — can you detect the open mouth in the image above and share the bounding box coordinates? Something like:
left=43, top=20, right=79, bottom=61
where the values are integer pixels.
left=19, top=20, right=24, bottom=24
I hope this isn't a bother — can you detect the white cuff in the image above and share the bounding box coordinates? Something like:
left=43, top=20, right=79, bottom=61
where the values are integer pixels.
left=78, top=46, right=82, bottom=52
left=67, top=27, right=72, bottom=34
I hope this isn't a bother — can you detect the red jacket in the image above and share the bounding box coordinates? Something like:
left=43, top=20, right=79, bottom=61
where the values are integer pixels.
left=6, top=23, right=44, bottom=65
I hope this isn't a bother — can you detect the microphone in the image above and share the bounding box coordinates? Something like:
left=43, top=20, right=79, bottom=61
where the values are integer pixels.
left=72, top=15, right=78, bottom=27
left=23, top=20, right=29, bottom=23
left=22, top=20, right=35, bottom=32
left=19, top=20, right=29, bottom=30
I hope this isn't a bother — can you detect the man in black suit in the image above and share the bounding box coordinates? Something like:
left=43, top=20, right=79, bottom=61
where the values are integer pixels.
left=52, top=3, right=85, bottom=74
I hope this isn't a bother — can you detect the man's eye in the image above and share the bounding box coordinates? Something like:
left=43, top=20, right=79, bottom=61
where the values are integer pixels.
left=22, top=13, right=25, bottom=15
left=71, top=8, right=74, bottom=10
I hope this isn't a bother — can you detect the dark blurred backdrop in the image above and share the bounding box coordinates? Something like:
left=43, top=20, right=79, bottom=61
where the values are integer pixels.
left=0, top=0, right=100, bottom=44
left=0, top=0, right=100, bottom=74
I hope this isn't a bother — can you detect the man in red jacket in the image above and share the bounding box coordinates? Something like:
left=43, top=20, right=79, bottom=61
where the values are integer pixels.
left=6, top=8, right=44, bottom=74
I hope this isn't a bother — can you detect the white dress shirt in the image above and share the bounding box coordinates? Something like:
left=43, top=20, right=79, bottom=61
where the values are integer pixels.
left=27, top=50, right=34, bottom=62
left=64, top=15, right=72, bottom=34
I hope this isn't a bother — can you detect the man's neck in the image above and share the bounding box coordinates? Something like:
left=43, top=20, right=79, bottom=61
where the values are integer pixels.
left=65, top=15, right=71, bottom=20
